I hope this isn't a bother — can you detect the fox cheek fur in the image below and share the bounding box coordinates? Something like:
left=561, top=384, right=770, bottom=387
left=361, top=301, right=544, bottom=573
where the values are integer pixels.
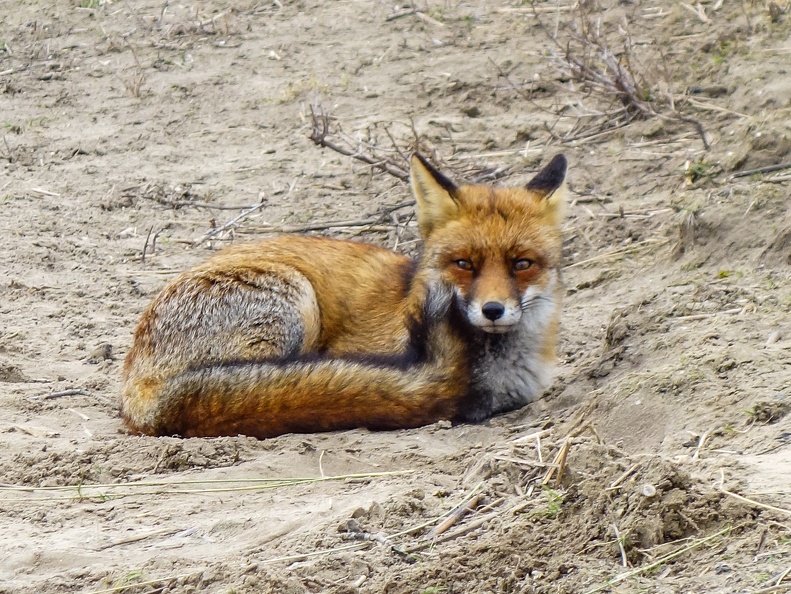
left=121, top=152, right=568, bottom=438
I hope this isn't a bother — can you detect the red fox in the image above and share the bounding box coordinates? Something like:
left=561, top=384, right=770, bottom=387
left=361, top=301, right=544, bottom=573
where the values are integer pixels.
left=121, top=154, right=567, bottom=438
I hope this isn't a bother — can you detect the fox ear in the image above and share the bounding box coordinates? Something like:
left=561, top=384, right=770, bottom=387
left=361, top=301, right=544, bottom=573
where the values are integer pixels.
left=410, top=153, right=460, bottom=237
left=527, top=154, right=567, bottom=219
left=527, top=154, right=567, bottom=198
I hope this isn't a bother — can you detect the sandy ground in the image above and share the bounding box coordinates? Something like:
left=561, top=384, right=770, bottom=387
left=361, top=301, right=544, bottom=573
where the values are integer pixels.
left=1, top=1, right=790, bottom=593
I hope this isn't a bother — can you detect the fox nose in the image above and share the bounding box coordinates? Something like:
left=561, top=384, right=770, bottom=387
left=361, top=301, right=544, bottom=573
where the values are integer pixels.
left=481, top=301, right=506, bottom=321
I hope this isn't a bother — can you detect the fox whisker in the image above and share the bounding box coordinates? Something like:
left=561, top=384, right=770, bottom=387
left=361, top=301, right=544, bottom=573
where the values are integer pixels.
left=520, top=295, right=552, bottom=311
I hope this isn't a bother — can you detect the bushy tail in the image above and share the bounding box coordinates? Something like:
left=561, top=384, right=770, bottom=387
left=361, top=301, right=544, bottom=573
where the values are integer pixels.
left=123, top=282, right=470, bottom=438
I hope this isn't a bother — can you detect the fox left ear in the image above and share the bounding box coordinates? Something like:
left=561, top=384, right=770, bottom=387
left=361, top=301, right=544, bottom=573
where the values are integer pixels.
left=527, top=154, right=567, bottom=220
left=410, top=154, right=460, bottom=237
left=527, top=154, right=567, bottom=198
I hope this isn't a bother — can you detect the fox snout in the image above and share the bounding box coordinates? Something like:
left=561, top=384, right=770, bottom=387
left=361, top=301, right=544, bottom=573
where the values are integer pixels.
left=464, top=297, right=523, bottom=333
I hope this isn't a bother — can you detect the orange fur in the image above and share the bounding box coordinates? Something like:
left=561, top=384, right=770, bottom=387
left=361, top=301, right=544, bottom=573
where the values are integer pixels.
left=121, top=154, right=568, bottom=438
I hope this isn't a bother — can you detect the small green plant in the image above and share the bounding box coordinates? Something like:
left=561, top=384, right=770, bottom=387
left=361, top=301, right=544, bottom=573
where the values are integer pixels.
left=684, top=160, right=713, bottom=183
left=112, top=570, right=144, bottom=588
left=711, top=40, right=733, bottom=66
left=541, top=485, right=565, bottom=518
left=427, top=8, right=445, bottom=21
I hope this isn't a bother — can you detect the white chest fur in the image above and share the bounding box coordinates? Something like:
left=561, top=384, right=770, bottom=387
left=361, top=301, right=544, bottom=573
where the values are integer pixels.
left=462, top=275, right=559, bottom=421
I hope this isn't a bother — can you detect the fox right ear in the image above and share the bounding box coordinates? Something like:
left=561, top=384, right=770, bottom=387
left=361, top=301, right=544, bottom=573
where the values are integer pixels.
left=410, top=154, right=460, bottom=237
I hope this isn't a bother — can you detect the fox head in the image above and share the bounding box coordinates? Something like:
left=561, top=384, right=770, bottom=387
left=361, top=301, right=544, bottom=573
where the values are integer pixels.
left=410, top=153, right=566, bottom=334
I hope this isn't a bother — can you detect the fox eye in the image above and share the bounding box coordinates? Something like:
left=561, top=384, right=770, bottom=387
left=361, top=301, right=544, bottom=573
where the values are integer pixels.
left=454, top=259, right=474, bottom=271
left=513, top=258, right=534, bottom=272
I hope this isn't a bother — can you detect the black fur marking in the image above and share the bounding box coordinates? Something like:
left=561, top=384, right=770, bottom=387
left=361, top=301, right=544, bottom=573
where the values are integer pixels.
left=526, top=154, right=567, bottom=195
left=451, top=323, right=511, bottom=423
left=399, top=258, right=420, bottom=299
left=414, top=153, right=458, bottom=195
left=184, top=298, right=433, bottom=376
left=185, top=348, right=422, bottom=375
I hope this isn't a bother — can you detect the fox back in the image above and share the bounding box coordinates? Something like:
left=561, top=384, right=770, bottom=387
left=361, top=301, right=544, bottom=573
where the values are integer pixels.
left=121, top=154, right=567, bottom=438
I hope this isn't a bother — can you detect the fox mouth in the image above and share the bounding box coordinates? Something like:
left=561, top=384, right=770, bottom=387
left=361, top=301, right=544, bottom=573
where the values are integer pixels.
left=476, top=321, right=516, bottom=334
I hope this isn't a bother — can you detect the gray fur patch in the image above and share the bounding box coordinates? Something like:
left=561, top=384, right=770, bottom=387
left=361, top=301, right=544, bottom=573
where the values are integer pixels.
left=150, top=271, right=314, bottom=367
left=463, top=272, right=559, bottom=421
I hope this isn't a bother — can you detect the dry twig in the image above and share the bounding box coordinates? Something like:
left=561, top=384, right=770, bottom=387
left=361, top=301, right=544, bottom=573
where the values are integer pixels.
left=309, top=107, right=409, bottom=181
left=308, top=107, right=513, bottom=184
left=192, top=201, right=267, bottom=246
left=45, top=388, right=92, bottom=399
left=531, top=0, right=709, bottom=149
left=428, top=494, right=482, bottom=538
left=732, top=162, right=791, bottom=178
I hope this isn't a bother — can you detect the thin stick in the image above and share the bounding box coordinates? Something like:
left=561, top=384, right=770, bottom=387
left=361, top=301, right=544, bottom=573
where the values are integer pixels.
left=2, top=135, right=15, bottom=161
left=414, top=11, right=446, bottom=27
left=141, top=225, right=153, bottom=263
left=259, top=542, right=369, bottom=565
left=488, top=56, right=533, bottom=103
left=158, top=200, right=259, bottom=210
left=45, top=388, right=92, bottom=399
left=691, top=429, right=711, bottom=461
left=612, top=524, right=629, bottom=567
left=192, top=201, right=267, bottom=246
left=720, top=488, right=791, bottom=516
left=242, top=200, right=417, bottom=236
left=407, top=511, right=500, bottom=552
left=67, top=408, right=90, bottom=421
left=476, top=497, right=506, bottom=516
left=492, top=456, right=556, bottom=469
left=30, top=187, right=61, bottom=197
left=385, top=8, right=418, bottom=21
left=428, top=494, right=481, bottom=538
left=81, top=572, right=200, bottom=594
left=732, top=162, right=791, bottom=178
left=607, top=462, right=641, bottom=490
left=0, top=472, right=406, bottom=492
left=684, top=97, right=749, bottom=118
left=0, top=471, right=415, bottom=502
left=511, top=428, right=552, bottom=444
left=753, top=571, right=791, bottom=594
left=680, top=2, right=709, bottom=23
left=671, top=308, right=742, bottom=321
left=244, top=216, right=381, bottom=234
left=776, top=566, right=791, bottom=587
left=497, top=4, right=578, bottom=14
left=95, top=527, right=183, bottom=551
left=542, top=438, right=571, bottom=486
left=388, top=483, right=486, bottom=541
